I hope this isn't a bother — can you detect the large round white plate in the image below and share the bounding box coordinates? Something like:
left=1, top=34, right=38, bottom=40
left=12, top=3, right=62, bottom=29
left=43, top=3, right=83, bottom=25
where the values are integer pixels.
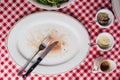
left=7, top=11, right=90, bottom=75
left=112, top=0, right=120, bottom=22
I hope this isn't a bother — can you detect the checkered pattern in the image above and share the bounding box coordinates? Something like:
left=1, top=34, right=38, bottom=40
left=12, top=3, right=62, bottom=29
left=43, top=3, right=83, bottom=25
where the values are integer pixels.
left=0, top=0, right=120, bottom=80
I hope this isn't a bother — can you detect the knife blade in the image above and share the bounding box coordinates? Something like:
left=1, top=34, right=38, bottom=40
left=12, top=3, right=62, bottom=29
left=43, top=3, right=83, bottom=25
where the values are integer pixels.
left=22, top=41, right=58, bottom=78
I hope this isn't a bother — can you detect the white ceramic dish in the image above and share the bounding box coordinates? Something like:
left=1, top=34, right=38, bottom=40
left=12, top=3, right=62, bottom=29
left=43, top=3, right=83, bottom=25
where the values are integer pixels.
left=112, top=0, right=120, bottom=22
left=96, top=32, right=114, bottom=51
left=92, top=57, right=116, bottom=73
left=29, top=0, right=74, bottom=10
left=95, top=9, right=114, bottom=28
left=7, top=11, right=90, bottom=75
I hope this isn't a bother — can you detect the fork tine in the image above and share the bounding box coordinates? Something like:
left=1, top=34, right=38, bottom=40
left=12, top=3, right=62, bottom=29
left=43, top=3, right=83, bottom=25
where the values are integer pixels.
left=42, top=36, right=52, bottom=46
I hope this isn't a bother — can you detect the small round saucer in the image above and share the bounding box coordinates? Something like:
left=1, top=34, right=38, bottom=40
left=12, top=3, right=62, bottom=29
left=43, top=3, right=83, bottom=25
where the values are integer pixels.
left=96, top=32, right=114, bottom=51
left=95, top=9, right=114, bottom=28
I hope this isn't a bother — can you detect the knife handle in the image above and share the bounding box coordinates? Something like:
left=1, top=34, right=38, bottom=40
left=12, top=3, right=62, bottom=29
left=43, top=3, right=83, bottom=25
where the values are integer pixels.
left=22, top=57, right=42, bottom=78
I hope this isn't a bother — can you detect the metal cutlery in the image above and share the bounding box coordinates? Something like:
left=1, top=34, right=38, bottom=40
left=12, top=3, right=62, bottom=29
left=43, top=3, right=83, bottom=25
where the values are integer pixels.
left=22, top=41, right=58, bottom=78
left=17, top=36, right=51, bottom=75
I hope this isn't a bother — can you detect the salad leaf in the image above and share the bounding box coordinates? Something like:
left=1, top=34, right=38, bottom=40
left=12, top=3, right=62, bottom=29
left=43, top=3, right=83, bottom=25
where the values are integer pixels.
left=34, top=0, right=69, bottom=7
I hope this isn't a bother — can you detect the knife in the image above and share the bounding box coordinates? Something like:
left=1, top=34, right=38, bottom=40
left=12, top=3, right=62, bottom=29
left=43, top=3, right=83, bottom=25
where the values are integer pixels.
left=22, top=41, right=58, bottom=78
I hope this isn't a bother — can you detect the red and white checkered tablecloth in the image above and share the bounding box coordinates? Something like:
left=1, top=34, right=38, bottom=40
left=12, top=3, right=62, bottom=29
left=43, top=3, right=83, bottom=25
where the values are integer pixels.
left=0, top=0, right=120, bottom=80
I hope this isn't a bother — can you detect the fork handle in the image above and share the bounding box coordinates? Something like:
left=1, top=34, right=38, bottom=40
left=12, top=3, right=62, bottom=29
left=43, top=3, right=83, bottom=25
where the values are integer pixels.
left=22, top=57, right=42, bottom=78
left=17, top=50, right=39, bottom=75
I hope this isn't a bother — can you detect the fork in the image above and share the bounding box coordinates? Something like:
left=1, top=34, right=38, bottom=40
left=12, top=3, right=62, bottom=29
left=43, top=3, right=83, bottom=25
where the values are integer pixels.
left=17, top=36, right=51, bottom=75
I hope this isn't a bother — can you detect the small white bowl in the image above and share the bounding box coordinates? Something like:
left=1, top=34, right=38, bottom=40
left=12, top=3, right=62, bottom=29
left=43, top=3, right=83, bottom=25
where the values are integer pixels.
left=92, top=57, right=116, bottom=73
left=95, top=9, right=114, bottom=28
left=29, top=0, right=74, bottom=10
left=96, top=32, right=114, bottom=51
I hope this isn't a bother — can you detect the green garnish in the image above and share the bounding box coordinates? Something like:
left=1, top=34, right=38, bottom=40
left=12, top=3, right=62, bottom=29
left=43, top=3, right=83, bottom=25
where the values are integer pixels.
left=34, top=0, right=69, bottom=7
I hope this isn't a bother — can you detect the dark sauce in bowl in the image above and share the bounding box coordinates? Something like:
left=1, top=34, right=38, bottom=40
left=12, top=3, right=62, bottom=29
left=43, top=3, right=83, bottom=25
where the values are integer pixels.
left=100, top=61, right=110, bottom=72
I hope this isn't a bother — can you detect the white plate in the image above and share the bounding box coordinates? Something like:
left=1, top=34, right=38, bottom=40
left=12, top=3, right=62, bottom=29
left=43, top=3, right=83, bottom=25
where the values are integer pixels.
left=112, top=0, right=120, bottom=22
left=7, top=11, right=90, bottom=75
left=95, top=9, right=114, bottom=28
left=96, top=32, right=114, bottom=51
